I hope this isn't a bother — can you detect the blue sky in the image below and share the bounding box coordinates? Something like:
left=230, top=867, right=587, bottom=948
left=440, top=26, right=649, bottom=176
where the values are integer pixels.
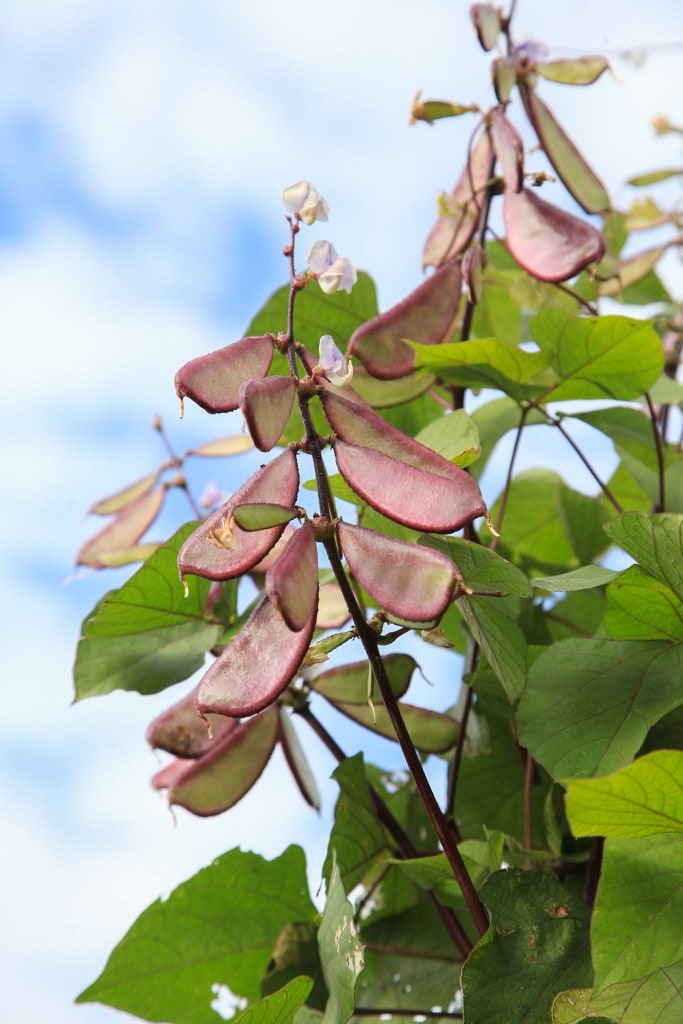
left=1, top=2, right=682, bottom=1022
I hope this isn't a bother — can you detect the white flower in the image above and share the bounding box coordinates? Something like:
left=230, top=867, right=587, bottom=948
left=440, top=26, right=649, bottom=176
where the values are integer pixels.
left=319, top=257, right=357, bottom=295
left=306, top=240, right=357, bottom=295
left=281, top=181, right=329, bottom=225
left=315, top=335, right=354, bottom=387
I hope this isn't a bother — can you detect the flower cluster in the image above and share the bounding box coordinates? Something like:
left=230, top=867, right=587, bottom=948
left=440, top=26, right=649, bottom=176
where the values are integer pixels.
left=282, top=180, right=357, bottom=295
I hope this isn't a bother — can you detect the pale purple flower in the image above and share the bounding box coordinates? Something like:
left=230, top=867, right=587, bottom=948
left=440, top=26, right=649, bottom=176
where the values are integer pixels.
left=314, top=335, right=353, bottom=387
left=281, top=181, right=329, bottom=225
left=306, top=240, right=357, bottom=295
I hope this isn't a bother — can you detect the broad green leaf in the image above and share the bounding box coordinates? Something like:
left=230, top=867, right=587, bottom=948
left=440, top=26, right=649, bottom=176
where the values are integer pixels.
left=458, top=594, right=527, bottom=702
left=532, top=566, right=621, bottom=592
left=318, top=855, right=364, bottom=1024
left=605, top=565, right=683, bottom=641
left=77, top=846, right=317, bottom=1023
left=261, top=922, right=326, bottom=1010
left=544, top=589, right=606, bottom=641
left=324, top=754, right=387, bottom=892
left=573, top=408, right=683, bottom=511
left=235, top=977, right=313, bottom=1024
left=423, top=536, right=533, bottom=597
left=415, top=409, right=481, bottom=468
left=603, top=512, right=683, bottom=601
left=554, top=960, right=683, bottom=1024
left=461, top=869, right=592, bottom=1024
left=74, top=523, right=220, bottom=699
left=409, top=337, right=550, bottom=401
left=517, top=639, right=683, bottom=779
left=485, top=470, right=606, bottom=574
left=649, top=374, right=683, bottom=405
left=389, top=852, right=486, bottom=912
left=246, top=272, right=378, bottom=355
left=565, top=750, right=683, bottom=838
left=455, top=707, right=550, bottom=847
left=471, top=278, right=523, bottom=345
left=592, top=834, right=683, bottom=992
left=357, top=900, right=465, bottom=1012
left=469, top=396, right=546, bottom=481
left=532, top=311, right=663, bottom=401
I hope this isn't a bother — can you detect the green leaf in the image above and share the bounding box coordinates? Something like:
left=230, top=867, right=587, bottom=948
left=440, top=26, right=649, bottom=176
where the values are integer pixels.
left=554, top=961, right=683, bottom=1024
left=455, top=706, right=551, bottom=846
left=545, top=589, right=607, bottom=641
left=78, top=846, right=317, bottom=1023
left=469, top=396, right=547, bottom=481
left=458, top=594, right=527, bottom=702
left=423, top=536, right=533, bottom=597
left=603, top=512, right=683, bottom=601
left=318, top=854, right=364, bottom=1024
left=565, top=750, right=683, bottom=838
left=247, top=272, right=378, bottom=356
left=414, top=409, right=481, bottom=468
left=484, top=470, right=608, bottom=574
left=324, top=754, right=387, bottom=892
left=261, top=922, right=326, bottom=1010
left=410, top=337, right=550, bottom=401
left=461, top=869, right=592, bottom=1024
left=389, top=852, right=486, bottom=912
left=532, top=566, right=621, bottom=592
left=532, top=311, right=664, bottom=401
left=235, top=977, right=314, bottom=1024
left=605, top=565, right=683, bottom=641
left=592, top=834, right=683, bottom=992
left=74, top=523, right=221, bottom=699
left=517, top=639, right=683, bottom=779
left=356, top=901, right=465, bottom=1013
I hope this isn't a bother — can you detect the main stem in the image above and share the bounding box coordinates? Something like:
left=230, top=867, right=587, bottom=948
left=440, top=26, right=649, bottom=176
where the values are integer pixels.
left=284, top=217, right=488, bottom=939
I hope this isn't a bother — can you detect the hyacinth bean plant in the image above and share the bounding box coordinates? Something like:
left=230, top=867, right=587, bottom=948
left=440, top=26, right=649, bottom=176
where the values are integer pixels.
left=74, top=5, right=683, bottom=1024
